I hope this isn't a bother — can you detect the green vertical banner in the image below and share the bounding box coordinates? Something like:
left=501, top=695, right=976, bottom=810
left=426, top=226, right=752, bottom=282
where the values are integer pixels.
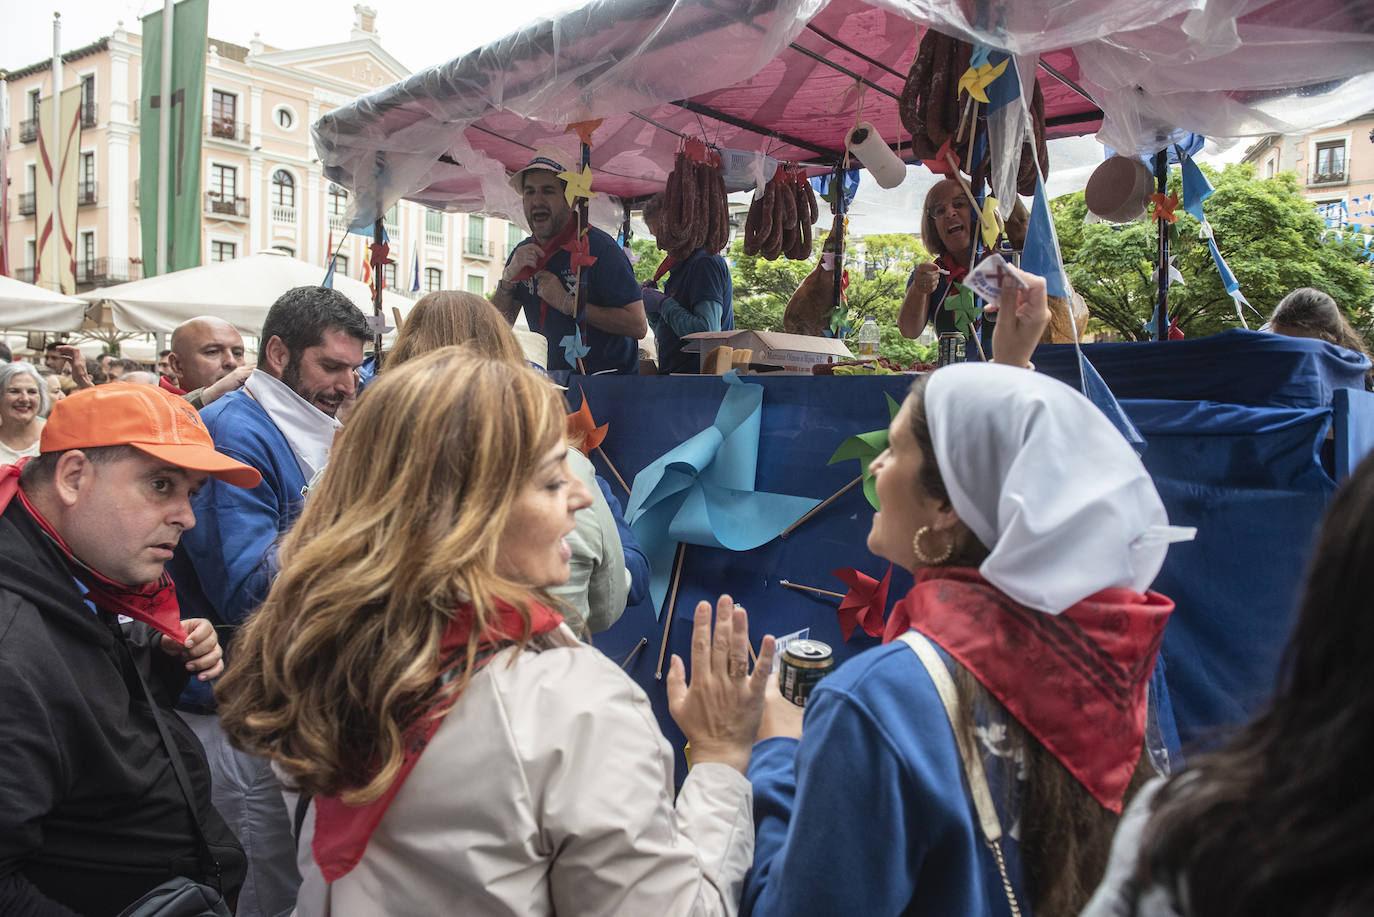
left=139, top=0, right=208, bottom=275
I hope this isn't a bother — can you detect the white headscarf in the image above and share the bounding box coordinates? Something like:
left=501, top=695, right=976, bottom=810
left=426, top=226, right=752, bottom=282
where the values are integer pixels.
left=923, top=363, right=1195, bottom=614
left=243, top=368, right=342, bottom=480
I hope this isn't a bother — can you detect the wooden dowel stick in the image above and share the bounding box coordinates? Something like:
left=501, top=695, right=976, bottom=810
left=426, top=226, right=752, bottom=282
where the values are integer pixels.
left=655, top=542, right=687, bottom=680
left=391, top=305, right=404, bottom=333
left=780, top=475, right=862, bottom=539
left=596, top=445, right=631, bottom=495
left=780, top=579, right=846, bottom=600
left=620, top=636, right=648, bottom=671
left=748, top=640, right=759, bottom=667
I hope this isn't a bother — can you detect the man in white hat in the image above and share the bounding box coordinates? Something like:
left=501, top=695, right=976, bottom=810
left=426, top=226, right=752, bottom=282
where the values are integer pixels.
left=492, top=146, right=647, bottom=374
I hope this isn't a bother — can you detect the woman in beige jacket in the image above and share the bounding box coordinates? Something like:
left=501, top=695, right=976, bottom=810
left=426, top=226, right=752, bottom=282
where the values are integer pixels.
left=218, top=346, right=774, bottom=916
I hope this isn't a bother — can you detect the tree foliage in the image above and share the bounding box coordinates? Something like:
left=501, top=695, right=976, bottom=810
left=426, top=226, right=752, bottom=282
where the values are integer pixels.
left=1053, top=163, right=1374, bottom=343
left=727, top=230, right=936, bottom=364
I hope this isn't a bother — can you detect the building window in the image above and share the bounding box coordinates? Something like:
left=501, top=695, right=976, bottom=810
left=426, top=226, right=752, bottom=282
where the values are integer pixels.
left=1265, top=158, right=1276, bottom=179
left=425, top=209, right=442, bottom=233
left=211, top=241, right=236, bottom=262
left=273, top=244, right=295, bottom=257
left=271, top=170, right=295, bottom=208
left=1314, top=141, right=1346, bottom=181
left=81, top=231, right=95, bottom=268
left=384, top=203, right=399, bottom=228
left=80, top=151, right=95, bottom=186
left=334, top=253, right=349, bottom=276
left=507, top=222, right=524, bottom=251
left=275, top=106, right=295, bottom=130
left=26, top=163, right=36, bottom=192
left=79, top=74, right=96, bottom=126
left=466, top=274, right=485, bottom=295
left=210, top=163, right=237, bottom=199
left=383, top=263, right=397, bottom=288
left=466, top=215, right=486, bottom=254
left=328, top=183, right=349, bottom=215
left=210, top=90, right=237, bottom=138
left=425, top=267, right=442, bottom=292
left=27, top=89, right=40, bottom=120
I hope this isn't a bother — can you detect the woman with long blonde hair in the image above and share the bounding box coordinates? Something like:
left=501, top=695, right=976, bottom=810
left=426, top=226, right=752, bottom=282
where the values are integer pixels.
left=218, top=346, right=773, bottom=915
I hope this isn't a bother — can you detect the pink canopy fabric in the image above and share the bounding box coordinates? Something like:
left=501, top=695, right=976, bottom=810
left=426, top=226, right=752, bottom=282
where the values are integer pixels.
left=311, top=0, right=1374, bottom=227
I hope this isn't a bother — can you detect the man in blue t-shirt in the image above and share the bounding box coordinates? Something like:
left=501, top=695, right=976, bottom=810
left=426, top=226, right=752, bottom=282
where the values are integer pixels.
left=492, top=147, right=646, bottom=374
left=641, top=192, right=734, bottom=374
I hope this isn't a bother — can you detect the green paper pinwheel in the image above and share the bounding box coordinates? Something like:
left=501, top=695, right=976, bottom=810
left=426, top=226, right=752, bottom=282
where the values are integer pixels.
left=944, top=283, right=980, bottom=335
left=826, top=392, right=901, bottom=510
left=625, top=372, right=822, bottom=617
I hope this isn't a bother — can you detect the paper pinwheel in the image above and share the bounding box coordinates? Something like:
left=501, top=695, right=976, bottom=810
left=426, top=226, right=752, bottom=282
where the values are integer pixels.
left=827, top=392, right=901, bottom=510
left=958, top=57, right=1009, bottom=104
left=979, top=196, right=1001, bottom=248
left=558, top=164, right=597, bottom=207
left=564, top=234, right=598, bottom=270
left=565, top=119, right=603, bottom=147
left=1151, top=255, right=1185, bottom=288
left=1149, top=191, right=1179, bottom=224
left=566, top=393, right=609, bottom=455
left=944, top=284, right=981, bottom=335
left=560, top=332, right=590, bottom=367
left=920, top=138, right=957, bottom=177
left=832, top=565, right=892, bottom=641
left=624, top=372, right=822, bottom=616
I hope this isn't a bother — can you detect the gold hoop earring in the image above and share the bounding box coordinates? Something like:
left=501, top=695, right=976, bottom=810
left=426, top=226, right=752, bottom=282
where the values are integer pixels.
left=913, top=525, right=953, bottom=565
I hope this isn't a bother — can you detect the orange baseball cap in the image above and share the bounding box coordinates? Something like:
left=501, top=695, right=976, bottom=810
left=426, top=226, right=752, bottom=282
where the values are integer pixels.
left=40, top=382, right=263, bottom=489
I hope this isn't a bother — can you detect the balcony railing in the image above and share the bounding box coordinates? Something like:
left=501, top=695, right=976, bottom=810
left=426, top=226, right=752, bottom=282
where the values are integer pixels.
left=465, top=238, right=495, bottom=258
left=204, top=191, right=249, bottom=218
left=1310, top=169, right=1347, bottom=187
left=75, top=257, right=141, bottom=291
left=81, top=100, right=98, bottom=128
left=18, top=192, right=36, bottom=216
left=384, top=219, right=400, bottom=237
left=77, top=181, right=98, bottom=205
left=206, top=117, right=248, bottom=143
left=271, top=204, right=297, bottom=224
left=19, top=118, right=38, bottom=143
left=425, top=230, right=445, bottom=248
left=329, top=213, right=349, bottom=232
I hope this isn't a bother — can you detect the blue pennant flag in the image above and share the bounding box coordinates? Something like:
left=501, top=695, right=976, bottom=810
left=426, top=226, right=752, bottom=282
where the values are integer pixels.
left=1180, top=154, right=1214, bottom=222
left=1021, top=174, right=1069, bottom=298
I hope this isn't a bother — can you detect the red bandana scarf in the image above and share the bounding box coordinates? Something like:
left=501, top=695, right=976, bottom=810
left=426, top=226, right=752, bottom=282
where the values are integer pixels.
left=510, top=218, right=581, bottom=332
left=883, top=566, right=1172, bottom=813
left=312, top=596, right=564, bottom=881
left=0, top=461, right=189, bottom=643
left=158, top=375, right=187, bottom=396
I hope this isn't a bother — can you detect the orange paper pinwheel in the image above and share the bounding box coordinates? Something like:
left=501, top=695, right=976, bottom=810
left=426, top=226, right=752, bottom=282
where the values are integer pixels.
left=566, top=392, right=609, bottom=454
left=1150, top=191, right=1180, bottom=224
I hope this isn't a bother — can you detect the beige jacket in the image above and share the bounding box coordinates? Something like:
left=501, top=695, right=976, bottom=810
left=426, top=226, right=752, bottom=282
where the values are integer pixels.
left=293, top=628, right=753, bottom=916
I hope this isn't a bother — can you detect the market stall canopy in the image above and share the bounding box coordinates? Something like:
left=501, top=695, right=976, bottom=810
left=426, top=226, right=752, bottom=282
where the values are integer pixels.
left=0, top=274, right=89, bottom=331
left=313, top=0, right=1374, bottom=227
left=78, top=250, right=414, bottom=336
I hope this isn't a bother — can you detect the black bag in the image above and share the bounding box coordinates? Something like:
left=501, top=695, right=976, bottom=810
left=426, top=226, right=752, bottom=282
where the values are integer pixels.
left=116, top=877, right=232, bottom=917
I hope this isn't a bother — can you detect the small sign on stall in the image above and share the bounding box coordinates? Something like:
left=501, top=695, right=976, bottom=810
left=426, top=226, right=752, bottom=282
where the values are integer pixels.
left=682, top=330, right=854, bottom=375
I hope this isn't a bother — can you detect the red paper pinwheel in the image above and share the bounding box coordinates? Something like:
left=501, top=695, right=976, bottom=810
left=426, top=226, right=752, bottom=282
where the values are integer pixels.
left=564, top=234, right=598, bottom=270
left=831, top=565, right=892, bottom=641
left=1149, top=191, right=1179, bottom=224
left=566, top=393, right=609, bottom=454
left=920, top=138, right=957, bottom=177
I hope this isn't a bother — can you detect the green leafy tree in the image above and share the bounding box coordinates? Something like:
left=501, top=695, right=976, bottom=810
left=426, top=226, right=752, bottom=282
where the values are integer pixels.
left=629, top=237, right=664, bottom=286
left=1054, top=163, right=1374, bottom=343
left=727, top=231, right=934, bottom=364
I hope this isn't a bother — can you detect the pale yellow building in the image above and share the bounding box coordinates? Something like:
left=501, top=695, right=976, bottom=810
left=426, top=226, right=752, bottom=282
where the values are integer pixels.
left=1241, top=111, right=1374, bottom=230
left=3, top=5, right=521, bottom=300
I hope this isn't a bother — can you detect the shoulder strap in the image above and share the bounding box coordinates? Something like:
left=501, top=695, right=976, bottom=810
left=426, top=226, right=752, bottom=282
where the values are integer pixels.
left=120, top=637, right=224, bottom=894
left=897, top=631, right=1022, bottom=917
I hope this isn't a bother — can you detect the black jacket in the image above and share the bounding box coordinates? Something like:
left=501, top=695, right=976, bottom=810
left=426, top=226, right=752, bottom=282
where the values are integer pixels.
left=0, top=502, right=246, bottom=916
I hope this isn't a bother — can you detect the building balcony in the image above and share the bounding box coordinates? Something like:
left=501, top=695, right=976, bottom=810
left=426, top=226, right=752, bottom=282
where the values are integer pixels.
left=329, top=213, right=349, bottom=232
left=17, top=192, right=36, bottom=216
left=272, top=204, right=297, bottom=224
left=206, top=117, right=249, bottom=143
left=81, top=100, right=98, bottom=128
left=384, top=219, right=400, bottom=238
left=19, top=118, right=38, bottom=143
left=465, top=238, right=495, bottom=259
left=204, top=191, right=249, bottom=219
left=76, top=257, right=142, bottom=292
left=425, top=230, right=445, bottom=248
left=1309, top=170, right=1347, bottom=188
left=77, top=181, right=98, bottom=205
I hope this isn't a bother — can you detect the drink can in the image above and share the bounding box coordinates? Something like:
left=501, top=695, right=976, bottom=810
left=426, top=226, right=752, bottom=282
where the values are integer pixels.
left=779, top=639, right=835, bottom=707
left=937, top=332, right=965, bottom=367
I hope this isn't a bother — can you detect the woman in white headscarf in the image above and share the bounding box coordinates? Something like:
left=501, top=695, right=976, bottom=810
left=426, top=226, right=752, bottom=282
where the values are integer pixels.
left=743, top=266, right=1194, bottom=917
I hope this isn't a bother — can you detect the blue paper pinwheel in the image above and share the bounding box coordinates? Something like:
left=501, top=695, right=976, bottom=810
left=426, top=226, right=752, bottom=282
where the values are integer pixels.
left=560, top=332, right=590, bottom=367
left=624, top=372, right=822, bottom=616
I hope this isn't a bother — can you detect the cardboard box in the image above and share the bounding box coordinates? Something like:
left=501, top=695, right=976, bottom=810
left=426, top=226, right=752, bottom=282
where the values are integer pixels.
left=681, top=330, right=853, bottom=374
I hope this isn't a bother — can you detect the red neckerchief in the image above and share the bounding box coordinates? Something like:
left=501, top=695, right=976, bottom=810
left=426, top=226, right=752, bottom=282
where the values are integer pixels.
left=511, top=218, right=581, bottom=332
left=312, top=596, right=564, bottom=882
left=936, top=253, right=969, bottom=285
left=651, top=254, right=679, bottom=285
left=883, top=567, right=1172, bottom=813
left=0, top=461, right=189, bottom=643
left=159, top=376, right=187, bottom=396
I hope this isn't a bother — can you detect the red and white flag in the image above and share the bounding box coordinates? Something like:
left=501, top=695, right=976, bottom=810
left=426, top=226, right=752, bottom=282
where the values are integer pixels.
left=35, top=85, right=83, bottom=293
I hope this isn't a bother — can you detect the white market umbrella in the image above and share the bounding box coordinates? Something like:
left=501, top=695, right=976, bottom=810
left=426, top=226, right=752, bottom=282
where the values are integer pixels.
left=78, top=250, right=414, bottom=336
left=0, top=274, right=89, bottom=331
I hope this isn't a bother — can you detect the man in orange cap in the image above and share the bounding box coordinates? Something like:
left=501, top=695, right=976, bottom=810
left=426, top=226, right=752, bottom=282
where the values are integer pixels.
left=0, top=382, right=260, bottom=914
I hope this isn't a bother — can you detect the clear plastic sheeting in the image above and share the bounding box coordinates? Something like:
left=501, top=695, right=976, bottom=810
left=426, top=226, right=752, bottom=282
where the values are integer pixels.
left=312, top=0, right=1374, bottom=225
